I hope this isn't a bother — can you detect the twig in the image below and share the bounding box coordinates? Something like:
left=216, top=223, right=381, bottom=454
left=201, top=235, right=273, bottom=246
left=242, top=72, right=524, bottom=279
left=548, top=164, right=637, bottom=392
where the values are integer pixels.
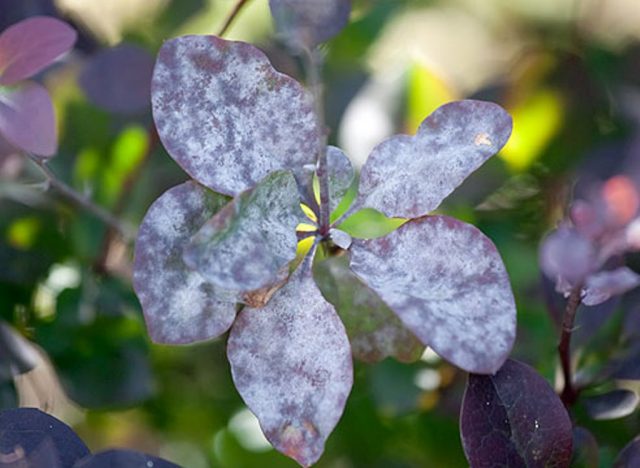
left=25, top=154, right=135, bottom=241
left=218, top=0, right=252, bottom=37
left=558, top=284, right=583, bottom=407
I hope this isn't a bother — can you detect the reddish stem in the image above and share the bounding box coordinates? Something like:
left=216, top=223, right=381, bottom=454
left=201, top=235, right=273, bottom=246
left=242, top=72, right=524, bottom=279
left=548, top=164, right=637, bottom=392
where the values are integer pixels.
left=217, top=0, right=252, bottom=37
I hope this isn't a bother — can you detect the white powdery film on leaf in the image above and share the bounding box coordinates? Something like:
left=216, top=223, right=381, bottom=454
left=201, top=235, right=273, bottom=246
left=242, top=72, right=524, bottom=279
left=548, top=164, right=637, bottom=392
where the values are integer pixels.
left=152, top=35, right=320, bottom=196
left=228, top=251, right=353, bottom=467
left=356, top=100, right=512, bottom=219
left=582, top=267, right=640, bottom=306
left=269, top=0, right=351, bottom=50
left=184, top=171, right=303, bottom=292
left=349, top=215, right=516, bottom=374
left=325, top=146, right=354, bottom=214
left=133, top=181, right=237, bottom=344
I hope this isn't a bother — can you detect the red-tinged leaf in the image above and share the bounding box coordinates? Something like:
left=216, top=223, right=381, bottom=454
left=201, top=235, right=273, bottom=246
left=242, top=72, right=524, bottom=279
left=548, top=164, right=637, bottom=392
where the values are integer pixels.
left=355, top=100, right=512, bottom=219
left=615, top=436, right=640, bottom=467
left=74, top=449, right=180, bottom=468
left=583, top=389, right=639, bottom=420
left=314, top=255, right=424, bottom=363
left=152, top=35, right=320, bottom=196
left=79, top=44, right=154, bottom=115
left=349, top=215, right=516, bottom=374
left=582, top=267, right=640, bottom=306
left=0, top=408, right=89, bottom=467
left=0, top=81, right=56, bottom=156
left=269, top=0, right=351, bottom=50
left=326, top=146, right=354, bottom=214
left=228, top=249, right=353, bottom=467
left=184, top=171, right=303, bottom=292
left=0, top=16, right=76, bottom=85
left=540, top=226, right=596, bottom=287
left=460, top=359, right=573, bottom=468
left=133, top=181, right=237, bottom=344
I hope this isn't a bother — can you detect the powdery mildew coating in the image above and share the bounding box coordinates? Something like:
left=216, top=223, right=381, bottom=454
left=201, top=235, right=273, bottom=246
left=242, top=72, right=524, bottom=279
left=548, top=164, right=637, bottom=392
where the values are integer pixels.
left=349, top=215, right=516, bottom=374
left=356, top=100, right=513, bottom=219
left=269, top=0, right=351, bottom=49
left=152, top=35, right=320, bottom=197
left=460, top=359, right=573, bottom=467
left=133, top=181, right=237, bottom=344
left=183, top=171, right=303, bottom=292
left=314, top=255, right=424, bottom=363
left=228, top=251, right=353, bottom=467
left=326, top=146, right=354, bottom=213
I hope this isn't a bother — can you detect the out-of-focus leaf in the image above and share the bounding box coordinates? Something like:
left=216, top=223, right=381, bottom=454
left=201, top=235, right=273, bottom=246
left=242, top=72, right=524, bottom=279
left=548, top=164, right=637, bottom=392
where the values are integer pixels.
left=0, top=408, right=89, bottom=467
left=609, top=343, right=640, bottom=380
left=184, top=171, right=302, bottom=292
left=355, top=100, right=512, bottom=219
left=0, top=16, right=76, bottom=85
left=0, top=438, right=61, bottom=468
left=328, top=228, right=351, bottom=250
left=0, top=321, right=37, bottom=381
left=539, top=226, right=596, bottom=287
left=572, top=427, right=599, bottom=468
left=460, top=359, right=573, bottom=467
left=151, top=35, right=319, bottom=197
left=269, top=0, right=351, bottom=50
left=313, top=255, right=424, bottom=363
left=74, top=449, right=180, bottom=468
left=79, top=44, right=154, bottom=114
left=583, top=389, right=639, bottom=420
left=406, top=61, right=457, bottom=135
left=349, top=215, right=516, bottom=374
left=0, top=81, right=55, bottom=156
left=325, top=146, right=354, bottom=214
left=615, top=435, right=640, bottom=467
left=133, top=181, right=236, bottom=344
left=583, top=267, right=640, bottom=306
left=0, top=1, right=58, bottom=32
left=228, top=248, right=353, bottom=467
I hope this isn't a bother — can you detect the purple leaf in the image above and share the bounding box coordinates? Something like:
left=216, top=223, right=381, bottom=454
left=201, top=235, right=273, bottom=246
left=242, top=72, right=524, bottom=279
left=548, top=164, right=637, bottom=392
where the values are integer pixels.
left=583, top=389, right=639, bottom=420
left=615, top=436, right=640, bottom=467
left=314, top=255, right=424, bottom=363
left=0, top=16, right=76, bottom=85
left=269, top=0, right=351, bottom=50
left=0, top=408, right=89, bottom=467
left=74, top=449, right=179, bottom=468
left=349, top=215, right=516, bottom=374
left=0, top=81, right=56, bottom=156
left=355, top=100, right=512, bottom=219
left=460, top=359, right=573, bottom=468
left=572, top=427, right=598, bottom=468
left=326, top=146, right=354, bottom=213
left=329, top=228, right=351, bottom=250
left=133, top=181, right=237, bottom=344
left=228, top=248, right=353, bottom=467
left=582, top=267, right=640, bottom=306
left=79, top=44, right=154, bottom=115
left=151, top=35, right=320, bottom=197
left=540, top=226, right=596, bottom=287
left=184, top=171, right=303, bottom=291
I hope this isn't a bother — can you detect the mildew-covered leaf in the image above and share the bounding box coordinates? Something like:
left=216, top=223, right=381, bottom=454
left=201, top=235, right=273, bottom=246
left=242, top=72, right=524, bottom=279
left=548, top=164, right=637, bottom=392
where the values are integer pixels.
left=0, top=16, right=76, bottom=86
left=0, top=408, right=89, bottom=467
left=228, top=248, right=353, bottom=467
left=269, top=0, right=351, bottom=50
left=74, top=449, right=180, bottom=468
left=349, top=215, right=516, bottom=374
left=314, top=255, right=424, bottom=363
left=583, top=389, right=639, bottom=421
left=460, top=359, right=573, bottom=468
left=0, top=81, right=56, bottom=156
left=325, top=146, right=354, bottom=214
left=356, top=100, right=512, bottom=219
left=582, top=267, right=640, bottom=306
left=615, top=436, right=640, bottom=467
left=184, top=171, right=303, bottom=292
left=152, top=35, right=320, bottom=196
left=133, top=181, right=237, bottom=344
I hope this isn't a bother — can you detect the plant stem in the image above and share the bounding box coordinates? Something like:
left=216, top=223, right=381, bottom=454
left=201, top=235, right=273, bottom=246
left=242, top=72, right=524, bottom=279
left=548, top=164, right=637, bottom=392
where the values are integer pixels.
left=558, top=284, right=583, bottom=407
left=218, top=0, right=252, bottom=37
left=26, top=154, right=135, bottom=241
left=303, top=48, right=330, bottom=236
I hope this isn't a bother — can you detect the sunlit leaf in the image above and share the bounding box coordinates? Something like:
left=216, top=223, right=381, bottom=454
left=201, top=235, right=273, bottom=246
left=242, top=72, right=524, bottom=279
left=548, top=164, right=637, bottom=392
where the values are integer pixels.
left=583, top=389, right=639, bottom=421
left=74, top=449, right=180, bottom=468
left=184, top=171, right=303, bottom=292
left=152, top=35, right=320, bottom=196
left=228, top=248, right=353, bottom=467
left=0, top=408, right=89, bottom=467
left=314, top=255, right=424, bottom=363
left=583, top=267, right=640, bottom=306
left=133, top=181, right=236, bottom=344
left=269, top=0, right=351, bottom=50
left=349, top=215, right=516, bottom=374
left=0, top=81, right=56, bottom=156
left=355, top=100, right=512, bottom=219
left=615, top=435, right=640, bottom=467
left=0, top=16, right=76, bottom=85
left=460, top=359, right=573, bottom=467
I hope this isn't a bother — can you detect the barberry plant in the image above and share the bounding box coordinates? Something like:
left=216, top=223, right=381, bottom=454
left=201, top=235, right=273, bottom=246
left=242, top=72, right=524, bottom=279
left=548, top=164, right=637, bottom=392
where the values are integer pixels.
left=133, top=1, right=517, bottom=465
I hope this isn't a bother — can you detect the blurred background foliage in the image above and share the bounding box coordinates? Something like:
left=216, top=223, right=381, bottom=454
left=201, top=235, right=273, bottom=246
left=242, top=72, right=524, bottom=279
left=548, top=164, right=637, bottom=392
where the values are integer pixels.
left=2, top=0, right=640, bottom=466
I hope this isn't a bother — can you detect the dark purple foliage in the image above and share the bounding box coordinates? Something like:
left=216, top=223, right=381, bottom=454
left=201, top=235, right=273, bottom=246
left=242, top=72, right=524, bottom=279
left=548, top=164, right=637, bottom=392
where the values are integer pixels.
left=615, top=435, right=640, bottom=467
left=583, top=389, right=639, bottom=420
left=74, top=449, right=180, bottom=468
